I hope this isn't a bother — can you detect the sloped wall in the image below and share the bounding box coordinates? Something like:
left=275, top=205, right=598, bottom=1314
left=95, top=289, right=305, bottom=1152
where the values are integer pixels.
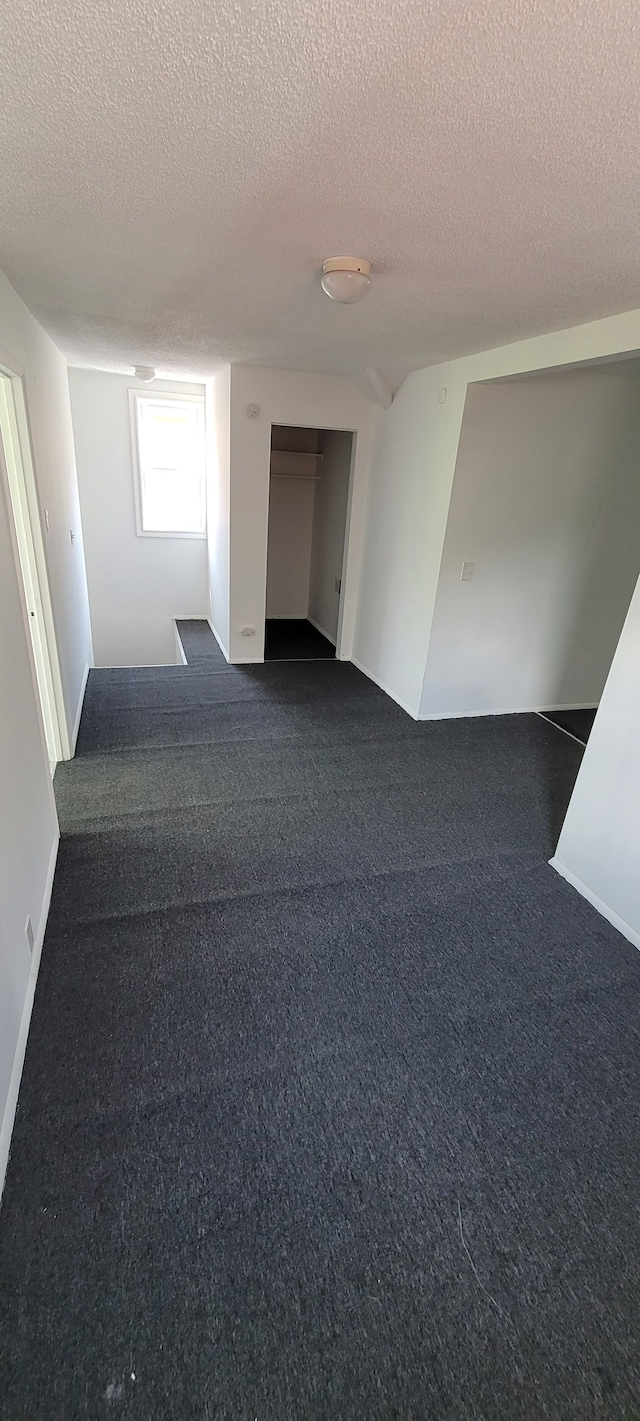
left=553, top=571, right=640, bottom=947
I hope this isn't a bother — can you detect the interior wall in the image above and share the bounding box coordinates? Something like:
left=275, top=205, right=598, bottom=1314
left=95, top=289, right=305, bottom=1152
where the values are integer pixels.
left=552, top=571, right=640, bottom=946
left=0, top=270, right=93, bottom=740
left=207, top=367, right=231, bottom=658
left=308, top=429, right=352, bottom=644
left=227, top=366, right=374, bottom=663
left=265, top=477, right=315, bottom=619
left=0, top=270, right=85, bottom=1190
left=353, top=369, right=460, bottom=716
left=69, top=369, right=209, bottom=667
left=356, top=305, right=640, bottom=720
left=0, top=447, right=58, bottom=1193
left=421, top=369, right=640, bottom=716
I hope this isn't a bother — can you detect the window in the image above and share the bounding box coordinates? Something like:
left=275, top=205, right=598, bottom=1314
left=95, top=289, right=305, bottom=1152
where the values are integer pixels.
left=130, top=392, right=206, bottom=536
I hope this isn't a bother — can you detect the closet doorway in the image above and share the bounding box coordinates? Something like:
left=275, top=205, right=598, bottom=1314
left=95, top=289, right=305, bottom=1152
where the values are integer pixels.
left=264, top=425, right=354, bottom=661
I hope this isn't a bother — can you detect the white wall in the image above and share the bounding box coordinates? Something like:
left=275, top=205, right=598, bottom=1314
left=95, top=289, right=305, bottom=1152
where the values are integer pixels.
left=353, top=369, right=459, bottom=716
left=0, top=270, right=91, bottom=1191
left=308, top=430, right=352, bottom=644
left=0, top=270, right=93, bottom=741
left=552, top=572, right=640, bottom=947
left=421, top=369, right=640, bottom=716
left=207, top=367, right=231, bottom=658
left=266, top=476, right=315, bottom=618
left=0, top=450, right=58, bottom=1195
left=356, top=305, right=640, bottom=719
left=227, top=367, right=375, bottom=663
left=69, top=369, right=209, bottom=667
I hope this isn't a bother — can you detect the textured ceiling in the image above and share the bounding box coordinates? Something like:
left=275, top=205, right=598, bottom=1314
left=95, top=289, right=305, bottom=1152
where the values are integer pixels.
left=2, top=0, right=640, bottom=382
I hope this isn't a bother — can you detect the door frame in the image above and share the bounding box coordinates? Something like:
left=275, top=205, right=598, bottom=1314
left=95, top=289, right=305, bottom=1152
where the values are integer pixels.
left=334, top=429, right=358, bottom=658
left=264, top=422, right=357, bottom=661
left=0, top=352, right=70, bottom=763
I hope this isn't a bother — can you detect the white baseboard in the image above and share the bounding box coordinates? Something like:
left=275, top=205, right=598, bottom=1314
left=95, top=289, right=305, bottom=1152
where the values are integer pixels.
left=307, top=614, right=337, bottom=647
left=174, top=624, right=188, bottom=665
left=0, top=831, right=59, bottom=1203
left=419, top=700, right=599, bottom=721
left=207, top=618, right=230, bottom=662
left=70, top=661, right=90, bottom=753
left=350, top=656, right=419, bottom=719
left=542, top=701, right=599, bottom=712
left=549, top=856, right=640, bottom=953
left=98, top=660, right=179, bottom=669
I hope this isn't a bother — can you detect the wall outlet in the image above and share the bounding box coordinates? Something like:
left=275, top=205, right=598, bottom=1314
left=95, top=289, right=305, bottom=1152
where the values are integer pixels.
left=25, top=916, right=34, bottom=952
left=240, top=625, right=256, bottom=637
left=460, top=561, right=475, bottom=581
left=334, top=577, right=341, bottom=594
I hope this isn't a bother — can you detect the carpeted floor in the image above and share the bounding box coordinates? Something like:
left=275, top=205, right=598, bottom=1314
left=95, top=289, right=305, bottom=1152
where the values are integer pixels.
left=265, top=617, right=336, bottom=660
left=2, top=626, right=640, bottom=1419
left=176, top=618, right=225, bottom=664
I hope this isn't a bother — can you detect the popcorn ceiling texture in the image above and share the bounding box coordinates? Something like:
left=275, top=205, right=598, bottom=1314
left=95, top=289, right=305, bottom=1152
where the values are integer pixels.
left=1, top=0, right=640, bottom=380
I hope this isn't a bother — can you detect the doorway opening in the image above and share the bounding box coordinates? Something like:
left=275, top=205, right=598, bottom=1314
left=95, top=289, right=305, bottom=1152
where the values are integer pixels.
left=264, top=424, right=354, bottom=662
left=0, top=367, right=67, bottom=769
left=420, top=358, right=640, bottom=761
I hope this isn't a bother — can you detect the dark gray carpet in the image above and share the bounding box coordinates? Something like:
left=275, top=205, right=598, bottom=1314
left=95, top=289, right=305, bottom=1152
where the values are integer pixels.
left=176, top=618, right=225, bottom=664
left=540, top=708, right=598, bottom=745
left=2, top=640, right=640, bottom=1420
left=265, top=617, right=336, bottom=660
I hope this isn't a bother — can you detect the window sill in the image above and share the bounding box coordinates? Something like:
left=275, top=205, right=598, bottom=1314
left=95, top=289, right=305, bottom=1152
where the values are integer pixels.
left=136, top=529, right=207, bottom=540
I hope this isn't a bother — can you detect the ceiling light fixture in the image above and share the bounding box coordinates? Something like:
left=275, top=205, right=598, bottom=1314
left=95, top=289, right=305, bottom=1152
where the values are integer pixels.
left=134, top=365, right=156, bottom=382
left=321, top=257, right=372, bottom=304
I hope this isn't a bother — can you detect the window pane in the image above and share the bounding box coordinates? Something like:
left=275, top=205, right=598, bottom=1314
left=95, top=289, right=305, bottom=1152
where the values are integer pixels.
left=135, top=397, right=206, bottom=534
left=141, top=466, right=204, bottom=532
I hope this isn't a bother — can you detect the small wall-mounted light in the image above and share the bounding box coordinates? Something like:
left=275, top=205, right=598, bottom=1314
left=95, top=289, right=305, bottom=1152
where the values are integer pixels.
left=134, top=366, right=156, bottom=383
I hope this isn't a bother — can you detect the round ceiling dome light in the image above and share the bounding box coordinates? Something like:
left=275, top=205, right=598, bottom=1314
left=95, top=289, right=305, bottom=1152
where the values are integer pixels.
left=321, top=257, right=372, bottom=304
left=134, top=365, right=156, bottom=382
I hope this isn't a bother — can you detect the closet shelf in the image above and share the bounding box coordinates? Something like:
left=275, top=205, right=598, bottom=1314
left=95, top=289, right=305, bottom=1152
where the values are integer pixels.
left=271, top=449, right=323, bottom=459
left=270, top=448, right=323, bottom=479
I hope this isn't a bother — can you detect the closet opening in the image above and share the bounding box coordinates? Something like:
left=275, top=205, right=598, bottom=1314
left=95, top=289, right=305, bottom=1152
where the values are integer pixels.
left=264, top=424, right=354, bottom=661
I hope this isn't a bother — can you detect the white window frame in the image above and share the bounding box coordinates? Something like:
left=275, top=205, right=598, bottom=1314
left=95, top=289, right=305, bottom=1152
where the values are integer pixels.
left=129, top=389, right=207, bottom=539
